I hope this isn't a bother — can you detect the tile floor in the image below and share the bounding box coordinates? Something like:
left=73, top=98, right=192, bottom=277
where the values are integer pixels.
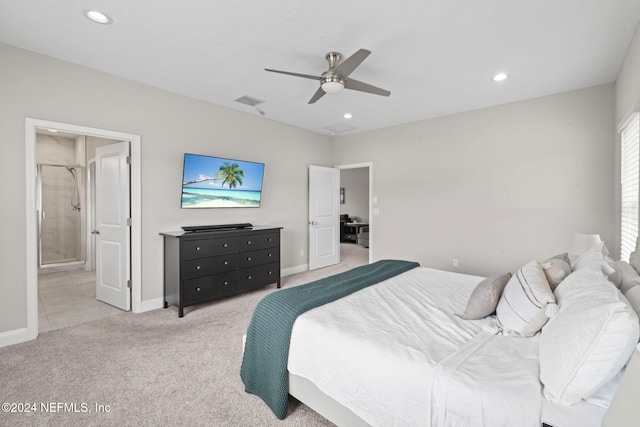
left=38, top=269, right=124, bottom=333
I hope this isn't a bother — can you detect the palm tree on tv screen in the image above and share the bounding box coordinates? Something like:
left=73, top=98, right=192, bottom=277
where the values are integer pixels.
left=214, top=162, right=244, bottom=188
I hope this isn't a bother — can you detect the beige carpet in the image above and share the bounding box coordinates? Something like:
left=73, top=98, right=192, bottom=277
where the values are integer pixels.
left=1, top=244, right=368, bottom=427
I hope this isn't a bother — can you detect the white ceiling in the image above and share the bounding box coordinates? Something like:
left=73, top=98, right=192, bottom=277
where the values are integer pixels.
left=1, top=1, right=639, bottom=136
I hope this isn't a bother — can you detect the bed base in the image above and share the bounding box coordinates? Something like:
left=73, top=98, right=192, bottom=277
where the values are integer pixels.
left=288, top=372, right=370, bottom=427
left=288, top=372, right=562, bottom=427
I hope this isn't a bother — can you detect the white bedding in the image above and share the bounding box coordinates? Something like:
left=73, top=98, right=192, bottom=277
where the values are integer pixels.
left=288, top=267, right=543, bottom=426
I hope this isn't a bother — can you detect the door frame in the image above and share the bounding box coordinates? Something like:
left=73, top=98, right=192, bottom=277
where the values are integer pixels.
left=24, top=118, right=142, bottom=341
left=335, top=162, right=374, bottom=264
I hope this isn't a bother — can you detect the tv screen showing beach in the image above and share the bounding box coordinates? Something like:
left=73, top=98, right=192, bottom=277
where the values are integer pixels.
left=181, top=153, right=265, bottom=208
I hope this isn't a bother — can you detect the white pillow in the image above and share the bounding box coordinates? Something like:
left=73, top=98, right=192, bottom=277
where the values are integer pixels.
left=540, top=269, right=640, bottom=405
left=571, top=242, right=615, bottom=277
left=496, top=260, right=555, bottom=337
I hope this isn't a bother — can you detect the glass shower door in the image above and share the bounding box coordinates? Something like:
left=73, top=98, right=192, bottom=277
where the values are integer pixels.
left=38, top=165, right=84, bottom=266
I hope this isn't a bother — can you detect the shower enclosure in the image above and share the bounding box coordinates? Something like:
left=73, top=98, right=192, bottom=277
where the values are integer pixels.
left=36, top=164, right=85, bottom=270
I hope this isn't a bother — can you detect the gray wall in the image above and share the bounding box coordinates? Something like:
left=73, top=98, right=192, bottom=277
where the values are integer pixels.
left=333, top=84, right=616, bottom=277
left=0, top=43, right=331, bottom=334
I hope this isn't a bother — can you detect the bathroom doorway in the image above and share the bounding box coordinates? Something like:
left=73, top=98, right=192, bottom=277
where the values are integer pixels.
left=35, top=130, right=123, bottom=331
left=25, top=118, right=142, bottom=341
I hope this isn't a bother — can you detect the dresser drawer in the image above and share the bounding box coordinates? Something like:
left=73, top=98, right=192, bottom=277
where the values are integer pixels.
left=238, top=262, right=279, bottom=291
left=211, top=237, right=238, bottom=255
left=182, top=254, right=237, bottom=279
left=237, top=232, right=279, bottom=252
left=183, top=272, right=238, bottom=304
left=182, top=239, right=212, bottom=260
left=237, top=248, right=280, bottom=269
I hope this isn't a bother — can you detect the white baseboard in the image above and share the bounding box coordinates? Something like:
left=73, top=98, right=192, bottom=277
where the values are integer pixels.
left=282, top=264, right=308, bottom=277
left=137, top=297, right=164, bottom=313
left=0, top=327, right=31, bottom=348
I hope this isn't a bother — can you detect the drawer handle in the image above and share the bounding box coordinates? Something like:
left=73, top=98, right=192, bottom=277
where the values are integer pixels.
left=268, top=238, right=272, bottom=242
left=247, top=241, right=252, bottom=245
left=196, top=246, right=201, bottom=251
left=268, top=271, right=273, bottom=275
left=247, top=275, right=252, bottom=280
left=196, top=287, right=201, bottom=292
left=223, top=243, right=228, bottom=248
left=196, top=265, right=201, bottom=270
left=247, top=257, right=252, bottom=261
left=224, top=261, right=228, bottom=265
left=268, top=253, right=272, bottom=257
left=223, top=281, right=228, bottom=285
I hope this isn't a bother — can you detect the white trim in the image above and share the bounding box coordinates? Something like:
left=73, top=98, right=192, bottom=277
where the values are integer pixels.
left=139, top=297, right=164, bottom=313
left=283, top=264, right=309, bottom=277
left=335, top=162, right=374, bottom=264
left=23, top=118, right=142, bottom=347
left=0, top=327, right=30, bottom=348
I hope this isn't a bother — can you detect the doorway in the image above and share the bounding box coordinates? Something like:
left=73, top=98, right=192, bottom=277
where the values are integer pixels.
left=307, top=163, right=373, bottom=272
left=35, top=130, right=127, bottom=331
left=25, top=119, right=142, bottom=341
left=337, top=163, right=373, bottom=265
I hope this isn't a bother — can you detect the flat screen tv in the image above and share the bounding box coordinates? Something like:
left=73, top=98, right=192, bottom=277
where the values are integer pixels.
left=181, top=153, right=265, bottom=208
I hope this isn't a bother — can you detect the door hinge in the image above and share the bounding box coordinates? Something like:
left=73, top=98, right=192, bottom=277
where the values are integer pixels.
left=127, top=218, right=132, bottom=226
left=127, top=280, right=132, bottom=289
left=126, top=156, right=132, bottom=165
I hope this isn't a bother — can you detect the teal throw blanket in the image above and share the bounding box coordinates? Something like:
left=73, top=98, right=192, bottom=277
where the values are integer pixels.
left=240, top=259, right=420, bottom=419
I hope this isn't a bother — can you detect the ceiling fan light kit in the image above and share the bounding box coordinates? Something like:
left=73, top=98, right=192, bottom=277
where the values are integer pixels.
left=265, top=48, right=391, bottom=104
left=320, top=76, right=345, bottom=94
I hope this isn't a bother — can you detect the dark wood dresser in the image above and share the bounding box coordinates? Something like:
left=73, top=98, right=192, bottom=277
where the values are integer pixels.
left=160, top=226, right=282, bottom=317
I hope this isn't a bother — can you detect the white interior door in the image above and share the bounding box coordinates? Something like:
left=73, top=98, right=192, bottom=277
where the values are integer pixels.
left=309, top=165, right=340, bottom=270
left=95, top=142, right=131, bottom=310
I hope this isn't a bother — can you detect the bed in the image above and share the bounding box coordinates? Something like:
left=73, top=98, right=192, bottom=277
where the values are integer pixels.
left=240, top=244, right=640, bottom=427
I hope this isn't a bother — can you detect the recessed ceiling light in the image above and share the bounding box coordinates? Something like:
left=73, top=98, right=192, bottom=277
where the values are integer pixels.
left=492, top=73, right=508, bottom=82
left=84, top=10, right=112, bottom=24
left=343, top=113, right=353, bottom=119
left=47, top=129, right=58, bottom=133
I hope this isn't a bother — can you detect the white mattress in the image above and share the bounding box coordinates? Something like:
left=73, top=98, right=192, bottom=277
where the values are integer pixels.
left=288, top=266, right=608, bottom=427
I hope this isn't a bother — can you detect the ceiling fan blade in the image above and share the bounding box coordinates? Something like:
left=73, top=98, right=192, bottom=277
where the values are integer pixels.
left=308, top=87, right=326, bottom=104
left=332, top=49, right=371, bottom=77
left=264, top=68, right=321, bottom=80
left=344, top=78, right=390, bottom=97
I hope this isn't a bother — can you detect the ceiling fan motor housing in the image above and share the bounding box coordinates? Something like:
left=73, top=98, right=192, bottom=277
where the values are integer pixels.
left=325, top=52, right=342, bottom=68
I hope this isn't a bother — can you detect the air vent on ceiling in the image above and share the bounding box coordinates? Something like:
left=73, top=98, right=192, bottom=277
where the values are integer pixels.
left=323, top=123, right=357, bottom=134
left=235, top=95, right=265, bottom=107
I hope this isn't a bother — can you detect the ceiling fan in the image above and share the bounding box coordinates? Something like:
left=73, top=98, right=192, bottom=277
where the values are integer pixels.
left=265, top=49, right=391, bottom=104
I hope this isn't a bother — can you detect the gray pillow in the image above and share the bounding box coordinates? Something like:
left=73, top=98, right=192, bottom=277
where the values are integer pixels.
left=542, top=253, right=571, bottom=290
left=630, top=249, right=640, bottom=275
left=460, top=273, right=512, bottom=320
left=605, top=255, right=622, bottom=288
left=617, top=260, right=640, bottom=294
left=624, top=285, right=640, bottom=320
